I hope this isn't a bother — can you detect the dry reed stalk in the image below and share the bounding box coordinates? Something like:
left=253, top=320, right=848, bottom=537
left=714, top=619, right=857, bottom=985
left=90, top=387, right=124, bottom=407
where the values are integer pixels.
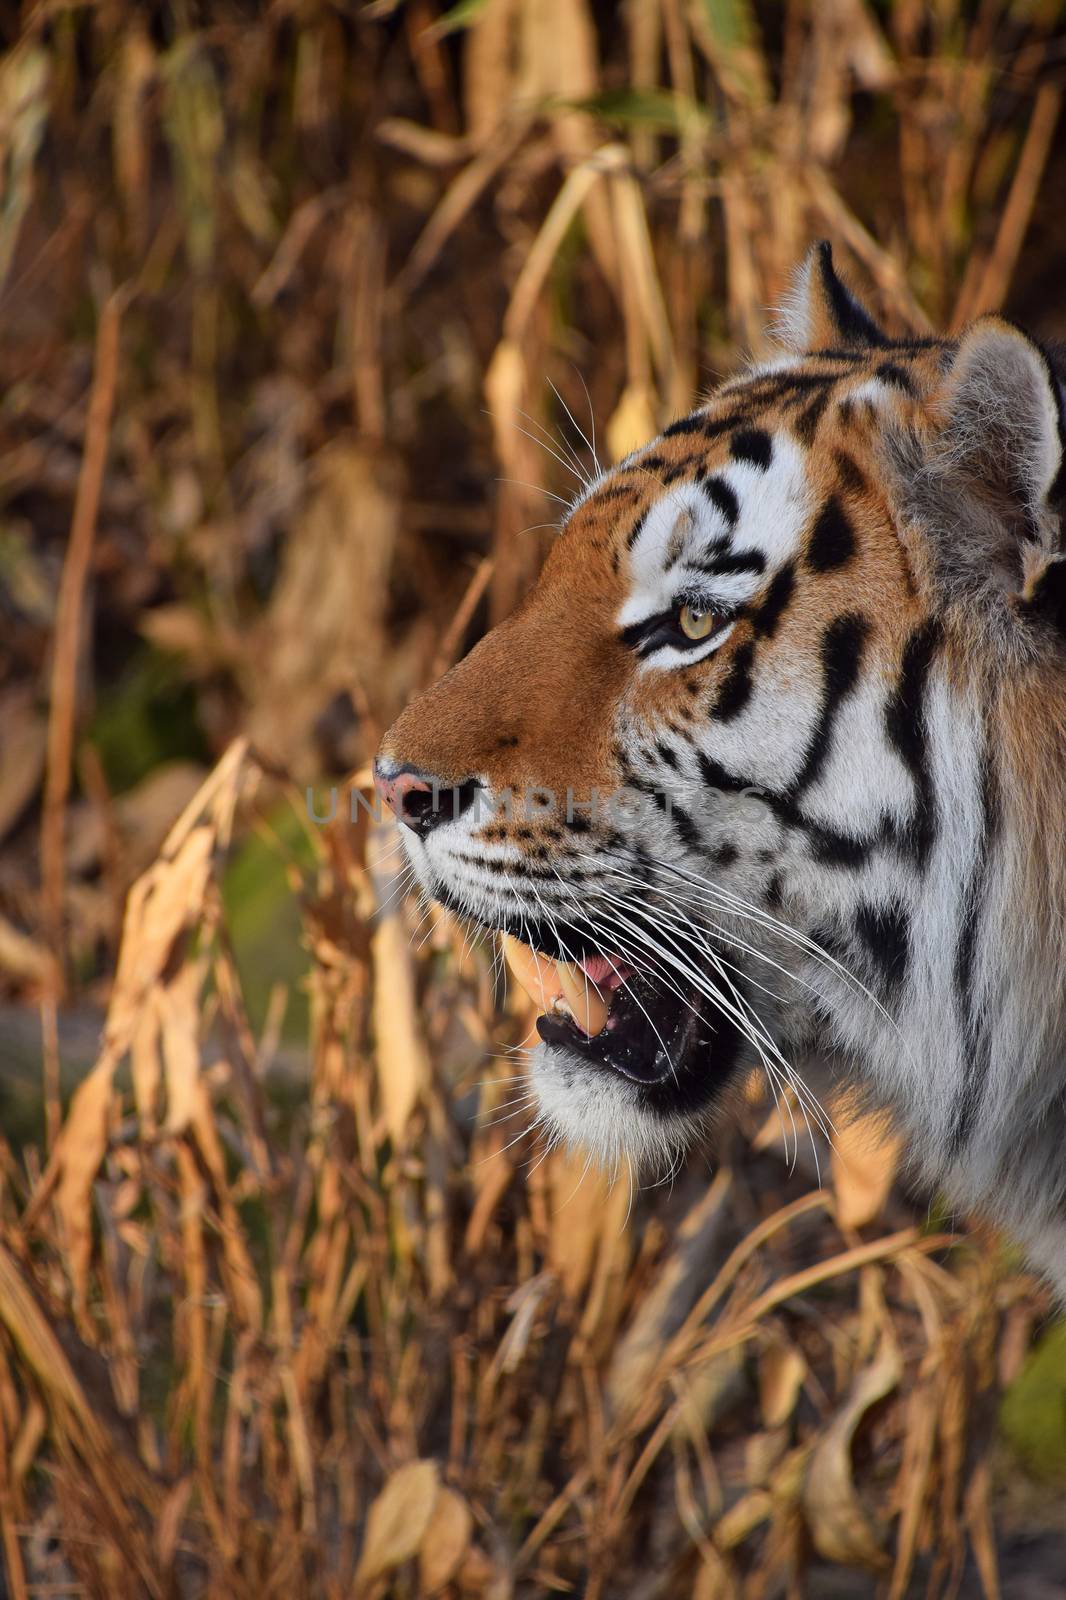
left=39, top=289, right=126, bottom=986
left=952, top=81, right=1062, bottom=327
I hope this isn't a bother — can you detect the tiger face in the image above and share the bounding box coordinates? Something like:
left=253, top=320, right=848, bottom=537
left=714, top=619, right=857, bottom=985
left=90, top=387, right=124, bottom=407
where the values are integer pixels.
left=376, top=243, right=1066, bottom=1259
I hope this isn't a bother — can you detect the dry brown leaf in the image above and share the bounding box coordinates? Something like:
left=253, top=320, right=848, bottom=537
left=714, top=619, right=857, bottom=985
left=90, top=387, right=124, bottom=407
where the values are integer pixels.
left=53, top=1055, right=120, bottom=1318
left=493, top=1272, right=555, bottom=1376
left=758, top=1338, right=807, bottom=1429
left=130, top=991, right=162, bottom=1132
left=802, top=1330, right=901, bottom=1570
left=418, top=1485, right=474, bottom=1594
left=831, top=1110, right=900, bottom=1229
left=354, top=1458, right=441, bottom=1588
left=107, top=823, right=214, bottom=1047
left=159, top=958, right=207, bottom=1134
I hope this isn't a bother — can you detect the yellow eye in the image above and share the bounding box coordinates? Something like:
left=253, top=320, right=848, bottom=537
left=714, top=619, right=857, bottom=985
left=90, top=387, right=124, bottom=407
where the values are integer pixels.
left=678, top=603, right=717, bottom=641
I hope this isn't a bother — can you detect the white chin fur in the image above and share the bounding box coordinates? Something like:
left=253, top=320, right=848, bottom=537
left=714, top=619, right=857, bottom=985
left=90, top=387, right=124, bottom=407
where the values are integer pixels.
left=530, top=1041, right=693, bottom=1175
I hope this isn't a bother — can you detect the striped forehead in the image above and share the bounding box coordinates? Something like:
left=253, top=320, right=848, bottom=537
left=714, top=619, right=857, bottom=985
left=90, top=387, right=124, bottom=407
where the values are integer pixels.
left=617, top=431, right=812, bottom=626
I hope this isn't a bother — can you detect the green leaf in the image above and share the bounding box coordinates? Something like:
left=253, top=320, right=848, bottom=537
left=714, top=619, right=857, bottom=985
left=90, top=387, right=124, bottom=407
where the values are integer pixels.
left=1001, top=1321, right=1066, bottom=1480
left=563, top=88, right=710, bottom=133
left=696, top=0, right=757, bottom=52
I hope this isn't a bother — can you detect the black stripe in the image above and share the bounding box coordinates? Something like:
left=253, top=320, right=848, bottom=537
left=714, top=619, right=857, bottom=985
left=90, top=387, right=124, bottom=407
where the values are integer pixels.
left=854, top=901, right=910, bottom=994
left=875, top=361, right=917, bottom=394
left=694, top=550, right=765, bottom=578
left=701, top=478, right=739, bottom=527
left=662, top=413, right=706, bottom=438
left=808, top=825, right=875, bottom=869
left=618, top=453, right=668, bottom=481
left=793, top=387, right=831, bottom=445
left=702, top=409, right=755, bottom=440
left=621, top=768, right=703, bottom=849
left=946, top=750, right=999, bottom=1154
left=697, top=749, right=877, bottom=871
left=662, top=457, right=706, bottom=485
left=835, top=451, right=867, bottom=495
left=710, top=639, right=756, bottom=721
left=807, top=496, right=856, bottom=572
left=752, top=564, right=796, bottom=638
left=753, top=371, right=837, bottom=405
left=730, top=429, right=773, bottom=470
left=789, top=614, right=869, bottom=796
left=625, top=510, right=649, bottom=550
left=698, top=752, right=752, bottom=798
left=884, top=620, right=941, bottom=867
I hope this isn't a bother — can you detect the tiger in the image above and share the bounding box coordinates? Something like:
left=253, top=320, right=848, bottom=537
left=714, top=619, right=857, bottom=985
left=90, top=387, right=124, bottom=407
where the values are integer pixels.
left=374, top=242, right=1066, bottom=1293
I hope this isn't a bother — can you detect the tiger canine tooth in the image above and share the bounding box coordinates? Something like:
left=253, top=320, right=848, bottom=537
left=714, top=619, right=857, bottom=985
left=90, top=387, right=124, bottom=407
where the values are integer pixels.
left=502, top=934, right=561, bottom=1012
left=502, top=935, right=609, bottom=1038
left=556, top=961, right=609, bottom=1038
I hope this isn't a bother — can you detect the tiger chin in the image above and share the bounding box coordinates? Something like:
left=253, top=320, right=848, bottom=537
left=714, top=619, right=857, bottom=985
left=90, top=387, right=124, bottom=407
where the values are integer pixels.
left=375, top=241, right=1066, bottom=1295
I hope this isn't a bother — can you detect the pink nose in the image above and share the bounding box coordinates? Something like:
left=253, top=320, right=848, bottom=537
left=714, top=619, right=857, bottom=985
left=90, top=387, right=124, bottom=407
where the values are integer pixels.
left=373, top=763, right=432, bottom=821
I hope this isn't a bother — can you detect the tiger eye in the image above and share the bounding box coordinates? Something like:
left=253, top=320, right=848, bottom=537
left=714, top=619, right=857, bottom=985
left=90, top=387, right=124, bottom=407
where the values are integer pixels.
left=679, top=603, right=716, bottom=641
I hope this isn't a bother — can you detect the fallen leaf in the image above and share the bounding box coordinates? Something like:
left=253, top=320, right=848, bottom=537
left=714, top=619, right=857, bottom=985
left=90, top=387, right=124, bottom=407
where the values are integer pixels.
left=802, top=1331, right=901, bottom=1570
left=419, top=1485, right=473, bottom=1594
left=355, top=1458, right=441, bottom=1588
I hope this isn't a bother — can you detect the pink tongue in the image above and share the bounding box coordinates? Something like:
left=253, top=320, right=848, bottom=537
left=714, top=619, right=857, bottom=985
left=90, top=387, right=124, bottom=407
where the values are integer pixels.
left=579, top=953, right=632, bottom=991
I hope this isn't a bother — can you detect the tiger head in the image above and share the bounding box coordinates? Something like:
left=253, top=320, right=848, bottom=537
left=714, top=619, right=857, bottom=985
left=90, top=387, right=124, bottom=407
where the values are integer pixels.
left=375, top=243, right=1066, bottom=1238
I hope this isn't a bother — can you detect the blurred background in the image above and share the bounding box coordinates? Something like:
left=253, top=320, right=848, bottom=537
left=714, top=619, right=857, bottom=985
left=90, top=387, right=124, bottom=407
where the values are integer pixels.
left=2, top=1, right=1066, bottom=1595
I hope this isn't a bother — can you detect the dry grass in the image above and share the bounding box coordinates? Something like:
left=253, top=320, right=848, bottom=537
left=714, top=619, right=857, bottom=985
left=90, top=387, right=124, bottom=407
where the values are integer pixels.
left=1, top=1, right=1064, bottom=1595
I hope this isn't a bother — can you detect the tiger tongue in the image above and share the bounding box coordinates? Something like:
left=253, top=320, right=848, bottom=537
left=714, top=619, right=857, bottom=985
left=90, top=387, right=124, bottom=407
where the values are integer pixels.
left=501, top=934, right=610, bottom=1038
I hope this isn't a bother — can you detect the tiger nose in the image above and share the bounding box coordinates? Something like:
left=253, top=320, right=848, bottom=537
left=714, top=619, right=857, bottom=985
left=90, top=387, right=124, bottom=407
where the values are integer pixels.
left=373, top=759, right=480, bottom=838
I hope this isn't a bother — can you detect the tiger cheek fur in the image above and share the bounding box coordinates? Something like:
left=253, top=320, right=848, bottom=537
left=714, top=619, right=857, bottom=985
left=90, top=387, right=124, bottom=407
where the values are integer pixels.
left=377, top=241, right=1066, bottom=1296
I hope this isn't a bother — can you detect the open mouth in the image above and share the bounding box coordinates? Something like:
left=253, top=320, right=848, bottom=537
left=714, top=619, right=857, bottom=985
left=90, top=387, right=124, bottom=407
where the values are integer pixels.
left=502, top=933, right=736, bottom=1089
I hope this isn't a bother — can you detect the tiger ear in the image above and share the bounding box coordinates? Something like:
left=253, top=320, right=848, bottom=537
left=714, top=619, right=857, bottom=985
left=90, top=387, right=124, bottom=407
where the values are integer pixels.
left=935, top=317, right=1066, bottom=636
left=776, top=241, right=889, bottom=353
left=936, top=316, right=1065, bottom=520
